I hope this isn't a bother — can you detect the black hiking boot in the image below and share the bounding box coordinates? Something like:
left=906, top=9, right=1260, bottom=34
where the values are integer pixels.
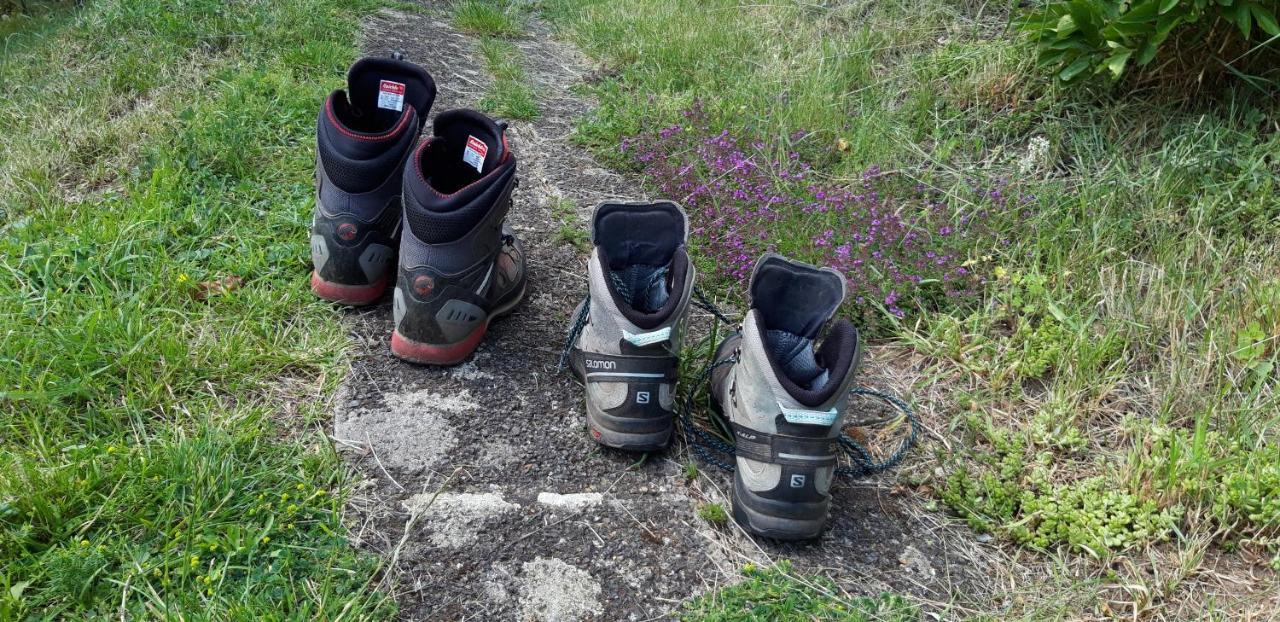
left=568, top=202, right=695, bottom=451
left=310, top=56, right=435, bottom=305
left=710, top=254, right=863, bottom=540
left=390, top=109, right=525, bottom=365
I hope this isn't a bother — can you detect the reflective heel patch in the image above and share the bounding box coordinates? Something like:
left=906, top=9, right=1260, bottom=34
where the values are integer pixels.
left=780, top=405, right=838, bottom=426
left=622, top=326, right=671, bottom=347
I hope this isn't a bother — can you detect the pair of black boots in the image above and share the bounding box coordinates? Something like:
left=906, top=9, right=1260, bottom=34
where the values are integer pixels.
left=567, top=203, right=864, bottom=540
left=310, top=56, right=524, bottom=365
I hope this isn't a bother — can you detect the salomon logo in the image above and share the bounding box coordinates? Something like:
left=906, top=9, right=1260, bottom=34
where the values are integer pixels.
left=636, top=391, right=650, bottom=404
left=790, top=474, right=806, bottom=488
left=584, top=359, right=615, bottom=370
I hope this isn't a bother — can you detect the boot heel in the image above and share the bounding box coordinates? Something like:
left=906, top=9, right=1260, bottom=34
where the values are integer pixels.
left=390, top=324, right=489, bottom=366
left=731, top=473, right=828, bottom=540
left=584, top=400, right=673, bottom=452
left=311, top=272, right=388, bottom=306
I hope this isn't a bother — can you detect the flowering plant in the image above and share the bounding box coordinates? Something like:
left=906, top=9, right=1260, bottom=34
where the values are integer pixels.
left=622, top=108, right=1015, bottom=329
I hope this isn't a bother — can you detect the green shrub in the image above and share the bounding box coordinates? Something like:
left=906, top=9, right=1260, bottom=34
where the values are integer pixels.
left=1021, top=0, right=1280, bottom=83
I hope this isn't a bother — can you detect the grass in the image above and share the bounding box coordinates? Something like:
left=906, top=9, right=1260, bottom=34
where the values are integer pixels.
left=695, top=502, right=728, bottom=526
left=0, top=0, right=392, bottom=617
left=0, top=1, right=74, bottom=38
left=680, top=562, right=917, bottom=622
left=451, top=0, right=522, bottom=38
left=541, top=0, right=1280, bottom=617
left=476, top=36, right=539, bottom=120
left=550, top=196, right=589, bottom=249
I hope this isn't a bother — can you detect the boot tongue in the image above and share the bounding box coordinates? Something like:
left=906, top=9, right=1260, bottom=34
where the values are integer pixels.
left=433, top=109, right=507, bottom=178
left=345, top=56, right=435, bottom=131
left=748, top=254, right=847, bottom=389
left=765, top=329, right=829, bottom=390
left=608, top=262, right=671, bottom=313
left=591, top=202, right=688, bottom=313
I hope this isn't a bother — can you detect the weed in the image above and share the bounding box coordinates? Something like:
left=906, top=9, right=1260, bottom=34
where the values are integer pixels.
left=1020, top=0, right=1280, bottom=87
left=683, top=461, right=699, bottom=482
left=480, top=80, right=539, bottom=120
left=696, top=502, right=728, bottom=526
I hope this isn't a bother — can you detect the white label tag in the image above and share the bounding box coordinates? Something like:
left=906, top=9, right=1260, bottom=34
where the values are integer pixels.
left=462, top=135, right=489, bottom=173
left=376, top=80, right=405, bottom=111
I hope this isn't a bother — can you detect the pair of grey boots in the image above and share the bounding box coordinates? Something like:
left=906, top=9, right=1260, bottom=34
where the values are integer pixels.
left=568, top=202, right=863, bottom=540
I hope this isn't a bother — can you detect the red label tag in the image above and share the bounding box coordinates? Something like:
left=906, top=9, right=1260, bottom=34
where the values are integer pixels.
left=377, top=80, right=405, bottom=111
left=462, top=135, right=489, bottom=172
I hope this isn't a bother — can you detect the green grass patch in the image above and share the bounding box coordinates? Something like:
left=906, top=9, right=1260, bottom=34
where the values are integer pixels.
left=681, top=562, right=917, bottom=621
left=0, top=0, right=392, bottom=617
left=476, top=36, right=539, bottom=120
left=0, top=1, right=75, bottom=39
left=452, top=0, right=523, bottom=38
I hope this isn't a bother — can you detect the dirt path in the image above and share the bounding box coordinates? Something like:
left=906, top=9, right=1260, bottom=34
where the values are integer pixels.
left=334, top=5, right=1002, bottom=620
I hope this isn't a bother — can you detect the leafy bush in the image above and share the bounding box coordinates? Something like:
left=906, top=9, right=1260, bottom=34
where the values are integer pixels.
left=1021, top=0, right=1280, bottom=83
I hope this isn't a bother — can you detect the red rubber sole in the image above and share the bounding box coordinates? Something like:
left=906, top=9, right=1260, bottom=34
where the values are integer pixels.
left=311, top=272, right=387, bottom=306
left=390, top=321, right=489, bottom=366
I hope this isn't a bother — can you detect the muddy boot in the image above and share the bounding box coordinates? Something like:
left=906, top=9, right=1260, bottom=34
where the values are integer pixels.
left=710, top=254, right=862, bottom=540
left=569, top=202, right=695, bottom=451
left=391, top=109, right=525, bottom=365
left=311, top=56, right=436, bottom=305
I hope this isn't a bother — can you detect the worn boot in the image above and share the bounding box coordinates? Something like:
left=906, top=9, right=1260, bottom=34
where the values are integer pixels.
left=569, top=202, right=695, bottom=451
left=710, top=254, right=862, bottom=540
left=311, top=56, right=436, bottom=305
left=391, top=109, right=525, bottom=365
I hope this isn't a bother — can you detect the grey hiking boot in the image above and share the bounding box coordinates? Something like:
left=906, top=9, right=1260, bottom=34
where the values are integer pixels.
left=710, top=254, right=863, bottom=540
left=390, top=109, right=525, bottom=365
left=311, top=56, right=436, bottom=305
left=569, top=201, right=696, bottom=451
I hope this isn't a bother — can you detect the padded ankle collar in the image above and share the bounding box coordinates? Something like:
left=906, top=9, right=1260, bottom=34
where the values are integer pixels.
left=591, top=201, right=688, bottom=269
left=748, top=253, right=845, bottom=340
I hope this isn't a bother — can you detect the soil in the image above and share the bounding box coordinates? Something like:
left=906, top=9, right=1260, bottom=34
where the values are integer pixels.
left=333, top=5, right=1004, bottom=620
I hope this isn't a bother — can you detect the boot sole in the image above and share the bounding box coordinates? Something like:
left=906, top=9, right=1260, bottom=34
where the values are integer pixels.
left=584, top=400, right=673, bottom=453
left=311, top=272, right=388, bottom=306
left=731, top=473, right=827, bottom=540
left=390, top=282, right=526, bottom=366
